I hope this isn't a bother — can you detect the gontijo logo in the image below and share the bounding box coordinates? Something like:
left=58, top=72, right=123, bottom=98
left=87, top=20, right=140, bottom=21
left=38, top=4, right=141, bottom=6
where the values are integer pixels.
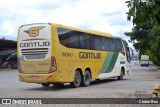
left=24, top=26, right=45, bottom=37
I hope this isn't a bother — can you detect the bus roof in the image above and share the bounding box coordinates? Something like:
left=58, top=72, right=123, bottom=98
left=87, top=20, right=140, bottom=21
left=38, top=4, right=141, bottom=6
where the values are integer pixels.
left=19, top=23, right=121, bottom=39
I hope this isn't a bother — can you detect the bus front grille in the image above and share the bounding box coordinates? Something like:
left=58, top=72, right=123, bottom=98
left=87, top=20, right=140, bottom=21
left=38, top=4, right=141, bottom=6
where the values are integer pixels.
left=21, top=48, right=48, bottom=55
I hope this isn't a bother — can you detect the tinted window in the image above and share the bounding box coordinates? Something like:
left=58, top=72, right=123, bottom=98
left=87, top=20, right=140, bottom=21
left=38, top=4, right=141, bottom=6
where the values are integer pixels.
left=123, top=40, right=130, bottom=62
left=58, top=28, right=81, bottom=48
left=12, top=55, right=17, bottom=61
left=116, top=39, right=123, bottom=51
left=58, top=28, right=124, bottom=52
left=94, top=36, right=101, bottom=50
left=0, top=50, right=16, bottom=55
left=7, top=54, right=17, bottom=61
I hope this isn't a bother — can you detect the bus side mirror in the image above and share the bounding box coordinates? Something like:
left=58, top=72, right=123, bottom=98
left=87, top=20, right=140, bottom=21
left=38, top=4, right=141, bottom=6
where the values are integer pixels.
left=127, top=47, right=133, bottom=55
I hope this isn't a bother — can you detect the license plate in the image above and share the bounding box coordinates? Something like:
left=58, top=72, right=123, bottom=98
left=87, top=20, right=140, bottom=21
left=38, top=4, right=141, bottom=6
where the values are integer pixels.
left=31, top=76, right=38, bottom=79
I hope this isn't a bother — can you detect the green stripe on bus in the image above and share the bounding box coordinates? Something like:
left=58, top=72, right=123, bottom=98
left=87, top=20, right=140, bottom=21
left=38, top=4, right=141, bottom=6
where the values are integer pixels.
left=99, top=52, right=113, bottom=74
left=105, top=52, right=119, bottom=73
left=99, top=52, right=119, bottom=74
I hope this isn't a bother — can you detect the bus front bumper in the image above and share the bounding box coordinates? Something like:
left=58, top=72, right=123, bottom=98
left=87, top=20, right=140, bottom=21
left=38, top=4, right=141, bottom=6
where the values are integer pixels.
left=19, top=73, right=54, bottom=83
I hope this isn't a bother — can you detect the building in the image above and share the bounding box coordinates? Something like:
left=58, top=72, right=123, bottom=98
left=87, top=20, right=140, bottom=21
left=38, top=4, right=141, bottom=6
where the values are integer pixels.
left=0, top=38, right=17, bottom=52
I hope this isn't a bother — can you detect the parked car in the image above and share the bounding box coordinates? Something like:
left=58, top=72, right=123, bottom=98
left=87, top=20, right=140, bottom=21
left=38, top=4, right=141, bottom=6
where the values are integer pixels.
left=3, top=53, right=17, bottom=68
left=0, top=50, right=16, bottom=67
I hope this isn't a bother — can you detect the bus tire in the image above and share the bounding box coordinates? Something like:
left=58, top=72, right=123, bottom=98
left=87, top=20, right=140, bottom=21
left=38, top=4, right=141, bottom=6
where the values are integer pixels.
left=117, top=69, right=124, bottom=80
left=82, top=70, right=91, bottom=87
left=52, top=83, right=64, bottom=87
left=71, top=70, right=81, bottom=88
left=41, top=83, right=50, bottom=87
left=96, top=78, right=100, bottom=81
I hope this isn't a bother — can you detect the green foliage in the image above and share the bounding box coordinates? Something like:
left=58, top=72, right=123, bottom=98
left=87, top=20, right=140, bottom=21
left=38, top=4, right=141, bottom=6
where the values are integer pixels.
left=149, top=25, right=160, bottom=64
left=125, top=0, right=160, bottom=64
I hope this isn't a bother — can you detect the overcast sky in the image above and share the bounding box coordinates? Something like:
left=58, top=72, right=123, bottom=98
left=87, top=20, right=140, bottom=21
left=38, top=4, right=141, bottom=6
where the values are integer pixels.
left=0, top=0, right=133, bottom=46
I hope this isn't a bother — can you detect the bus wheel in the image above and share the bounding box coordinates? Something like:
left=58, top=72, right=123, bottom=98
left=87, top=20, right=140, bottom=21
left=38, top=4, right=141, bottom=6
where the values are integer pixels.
left=41, top=83, right=50, bottom=87
left=71, top=70, right=81, bottom=88
left=82, top=70, right=91, bottom=87
left=117, top=69, right=124, bottom=80
left=52, top=83, right=64, bottom=87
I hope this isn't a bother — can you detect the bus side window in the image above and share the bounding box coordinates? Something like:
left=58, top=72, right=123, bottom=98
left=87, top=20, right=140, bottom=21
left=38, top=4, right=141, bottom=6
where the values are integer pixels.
left=94, top=36, right=101, bottom=50
left=116, top=39, right=123, bottom=52
left=90, top=35, right=95, bottom=50
left=105, top=38, right=109, bottom=51
left=101, top=37, right=106, bottom=50
left=70, top=31, right=80, bottom=48
left=84, top=33, right=91, bottom=49
left=79, top=33, right=85, bottom=49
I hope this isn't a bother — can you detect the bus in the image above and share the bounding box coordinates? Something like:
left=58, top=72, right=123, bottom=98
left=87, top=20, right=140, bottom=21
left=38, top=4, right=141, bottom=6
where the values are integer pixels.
left=141, top=55, right=149, bottom=66
left=17, top=23, right=131, bottom=88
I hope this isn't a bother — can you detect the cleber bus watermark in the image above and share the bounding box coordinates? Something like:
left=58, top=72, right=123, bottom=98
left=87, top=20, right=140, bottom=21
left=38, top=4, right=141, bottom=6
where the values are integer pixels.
left=139, top=99, right=159, bottom=104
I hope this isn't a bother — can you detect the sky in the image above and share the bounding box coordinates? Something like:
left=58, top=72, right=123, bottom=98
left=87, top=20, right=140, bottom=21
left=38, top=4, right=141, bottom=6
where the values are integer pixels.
left=0, top=0, right=133, bottom=47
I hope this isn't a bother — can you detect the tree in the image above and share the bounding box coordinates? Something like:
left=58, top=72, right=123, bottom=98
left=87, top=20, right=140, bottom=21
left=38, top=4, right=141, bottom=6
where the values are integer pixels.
left=125, top=0, right=160, bottom=65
